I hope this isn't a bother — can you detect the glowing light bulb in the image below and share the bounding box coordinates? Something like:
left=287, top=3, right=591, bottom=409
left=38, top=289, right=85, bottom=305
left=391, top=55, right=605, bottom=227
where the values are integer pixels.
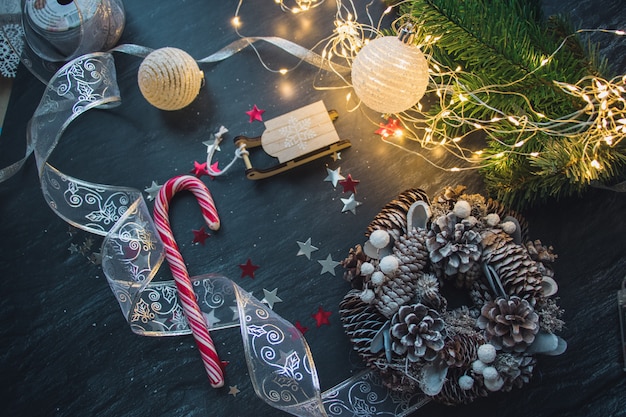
left=591, top=159, right=602, bottom=169
left=279, top=68, right=288, bottom=75
left=232, top=16, right=241, bottom=28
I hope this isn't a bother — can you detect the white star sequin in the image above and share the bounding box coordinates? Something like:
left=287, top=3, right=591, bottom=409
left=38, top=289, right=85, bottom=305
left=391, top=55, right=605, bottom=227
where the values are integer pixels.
left=318, top=254, right=340, bottom=276
left=144, top=181, right=162, bottom=201
left=296, top=237, right=319, bottom=259
left=341, top=193, right=362, bottom=215
left=324, top=167, right=345, bottom=187
left=261, top=288, right=283, bottom=310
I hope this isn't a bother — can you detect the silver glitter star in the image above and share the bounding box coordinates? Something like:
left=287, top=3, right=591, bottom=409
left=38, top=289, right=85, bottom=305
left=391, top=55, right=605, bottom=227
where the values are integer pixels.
left=341, top=193, right=362, bottom=215
left=296, top=237, right=319, bottom=260
left=331, top=152, right=341, bottom=161
left=203, top=310, right=221, bottom=327
left=324, top=167, right=345, bottom=188
left=318, top=254, right=340, bottom=276
left=202, top=136, right=221, bottom=152
left=144, top=181, right=162, bottom=201
left=261, top=288, right=283, bottom=310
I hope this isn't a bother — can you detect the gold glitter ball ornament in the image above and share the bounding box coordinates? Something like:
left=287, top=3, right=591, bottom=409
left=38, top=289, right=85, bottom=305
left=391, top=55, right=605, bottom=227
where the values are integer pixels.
left=138, top=47, right=204, bottom=111
left=351, top=36, right=429, bottom=114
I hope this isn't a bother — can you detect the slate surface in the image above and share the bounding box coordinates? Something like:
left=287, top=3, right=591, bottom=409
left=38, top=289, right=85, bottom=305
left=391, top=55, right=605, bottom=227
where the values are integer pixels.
left=1, top=1, right=624, bottom=416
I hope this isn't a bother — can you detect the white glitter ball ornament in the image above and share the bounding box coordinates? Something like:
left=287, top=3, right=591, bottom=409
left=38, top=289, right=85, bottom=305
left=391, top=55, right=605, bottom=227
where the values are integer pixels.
left=477, top=343, right=497, bottom=363
left=360, top=262, right=375, bottom=276
left=458, top=375, right=474, bottom=390
left=138, top=47, right=204, bottom=111
left=369, top=229, right=390, bottom=249
left=379, top=255, right=399, bottom=274
left=351, top=35, right=429, bottom=114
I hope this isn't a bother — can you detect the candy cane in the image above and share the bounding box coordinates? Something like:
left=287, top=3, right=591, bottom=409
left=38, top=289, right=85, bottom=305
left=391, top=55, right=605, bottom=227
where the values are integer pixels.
left=153, top=175, right=224, bottom=388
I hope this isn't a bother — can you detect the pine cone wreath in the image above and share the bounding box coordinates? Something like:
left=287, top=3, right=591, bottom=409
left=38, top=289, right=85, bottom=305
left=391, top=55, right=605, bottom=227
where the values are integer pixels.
left=477, top=296, right=539, bottom=352
left=390, top=304, right=447, bottom=362
left=338, top=185, right=566, bottom=406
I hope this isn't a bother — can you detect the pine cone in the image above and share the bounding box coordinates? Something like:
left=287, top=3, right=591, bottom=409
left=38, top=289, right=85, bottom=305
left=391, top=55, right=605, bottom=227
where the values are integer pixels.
left=366, top=188, right=430, bottom=240
left=426, top=213, right=482, bottom=280
left=525, top=239, right=558, bottom=264
left=414, top=273, right=447, bottom=311
left=390, top=304, right=447, bottom=362
left=440, top=332, right=484, bottom=368
left=477, top=296, right=539, bottom=352
left=339, top=290, right=423, bottom=393
left=340, top=244, right=368, bottom=289
left=434, top=367, right=489, bottom=405
left=493, top=353, right=536, bottom=391
left=369, top=229, right=429, bottom=318
left=484, top=198, right=529, bottom=242
left=480, top=230, right=543, bottom=304
left=339, top=291, right=390, bottom=366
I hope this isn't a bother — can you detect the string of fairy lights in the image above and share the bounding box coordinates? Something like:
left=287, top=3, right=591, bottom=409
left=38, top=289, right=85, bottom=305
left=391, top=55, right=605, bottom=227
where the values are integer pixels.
left=233, top=0, right=625, bottom=176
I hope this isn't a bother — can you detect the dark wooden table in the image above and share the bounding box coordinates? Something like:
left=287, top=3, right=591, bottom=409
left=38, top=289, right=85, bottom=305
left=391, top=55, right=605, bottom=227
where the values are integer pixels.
left=1, top=1, right=624, bottom=416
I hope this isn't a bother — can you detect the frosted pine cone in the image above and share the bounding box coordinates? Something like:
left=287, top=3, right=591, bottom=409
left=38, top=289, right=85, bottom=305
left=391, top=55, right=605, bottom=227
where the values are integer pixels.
left=366, top=188, right=430, bottom=240
left=481, top=230, right=543, bottom=305
left=369, top=229, right=429, bottom=318
left=390, top=304, right=447, bottom=362
left=426, top=213, right=482, bottom=280
left=477, top=296, right=539, bottom=352
left=435, top=367, right=488, bottom=405
left=493, top=352, right=536, bottom=391
left=440, top=333, right=484, bottom=368
left=414, top=273, right=447, bottom=311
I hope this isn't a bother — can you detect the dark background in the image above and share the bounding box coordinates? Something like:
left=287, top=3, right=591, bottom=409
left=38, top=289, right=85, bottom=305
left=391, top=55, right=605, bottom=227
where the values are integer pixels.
left=1, top=1, right=624, bottom=416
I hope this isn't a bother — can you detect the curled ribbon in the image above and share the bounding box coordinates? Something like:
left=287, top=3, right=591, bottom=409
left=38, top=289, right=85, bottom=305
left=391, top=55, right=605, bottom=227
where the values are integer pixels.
left=0, top=38, right=426, bottom=417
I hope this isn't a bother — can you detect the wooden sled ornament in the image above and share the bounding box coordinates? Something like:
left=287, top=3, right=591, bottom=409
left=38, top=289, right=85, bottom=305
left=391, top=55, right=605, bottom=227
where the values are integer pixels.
left=234, top=100, right=351, bottom=180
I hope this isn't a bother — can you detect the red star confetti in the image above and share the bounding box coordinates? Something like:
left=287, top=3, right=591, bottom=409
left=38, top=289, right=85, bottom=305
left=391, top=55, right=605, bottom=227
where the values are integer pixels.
left=311, top=306, right=332, bottom=327
left=246, top=104, right=265, bottom=123
left=191, top=161, right=209, bottom=177
left=294, top=320, right=309, bottom=335
left=339, top=174, right=360, bottom=194
left=239, top=258, right=260, bottom=278
left=375, top=118, right=402, bottom=138
left=207, top=161, right=221, bottom=180
left=192, top=226, right=210, bottom=245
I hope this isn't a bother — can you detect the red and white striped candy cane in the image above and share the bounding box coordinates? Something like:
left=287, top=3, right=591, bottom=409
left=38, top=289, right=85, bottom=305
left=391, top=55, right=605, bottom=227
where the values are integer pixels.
left=153, top=175, right=224, bottom=388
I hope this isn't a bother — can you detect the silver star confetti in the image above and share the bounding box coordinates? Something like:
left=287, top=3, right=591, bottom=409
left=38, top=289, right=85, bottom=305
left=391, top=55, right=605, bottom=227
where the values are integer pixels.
left=144, top=181, right=162, bottom=201
left=324, top=167, right=345, bottom=188
left=228, top=385, right=240, bottom=396
left=68, top=243, right=79, bottom=254
left=318, top=254, right=340, bottom=276
left=296, top=237, right=319, bottom=260
left=202, top=310, right=221, bottom=327
left=331, top=152, right=341, bottom=161
left=202, top=136, right=221, bottom=152
left=261, top=288, right=283, bottom=309
left=341, top=193, right=362, bottom=215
